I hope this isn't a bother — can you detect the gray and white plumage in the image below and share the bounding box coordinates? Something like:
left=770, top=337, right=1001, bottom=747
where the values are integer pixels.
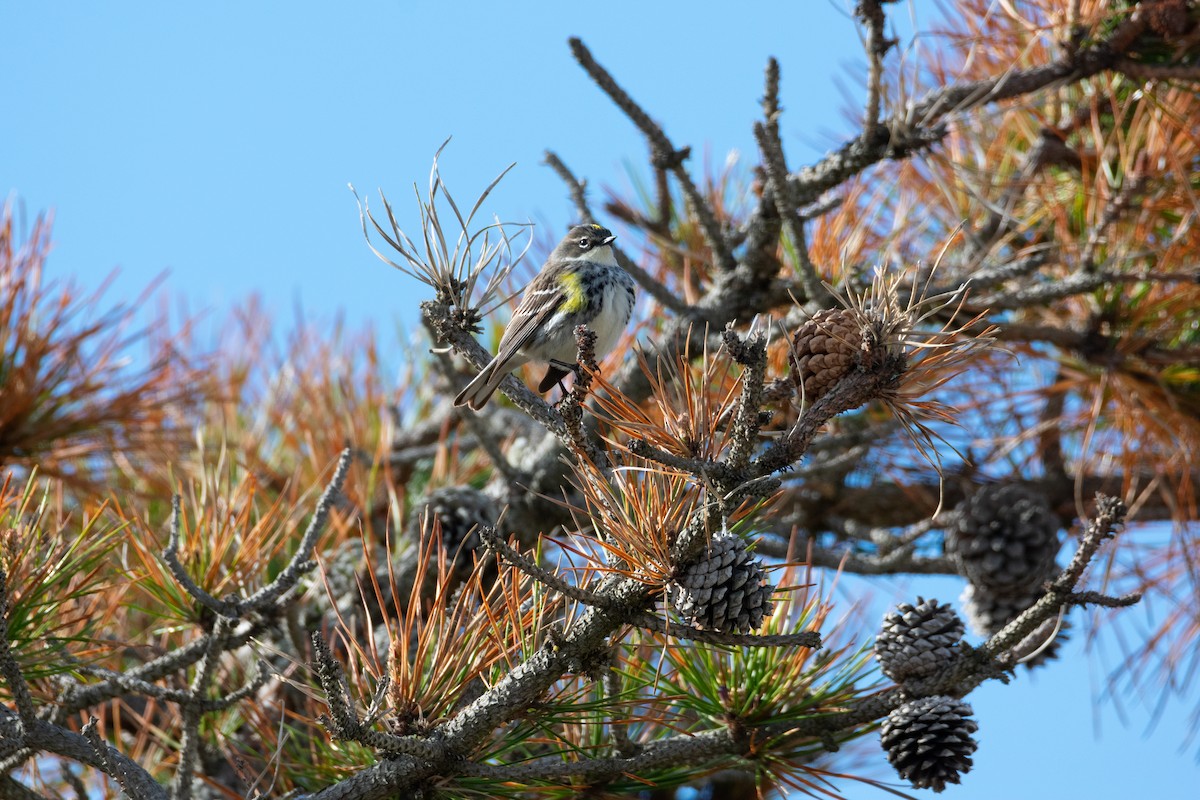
left=454, top=223, right=635, bottom=410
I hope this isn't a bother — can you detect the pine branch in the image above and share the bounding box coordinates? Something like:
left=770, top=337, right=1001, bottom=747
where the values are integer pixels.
left=632, top=612, right=822, bottom=649
left=0, top=571, right=37, bottom=723
left=856, top=0, right=896, bottom=144
left=789, top=22, right=1138, bottom=206
left=753, top=116, right=826, bottom=304
left=479, top=527, right=621, bottom=611
left=568, top=37, right=737, bottom=272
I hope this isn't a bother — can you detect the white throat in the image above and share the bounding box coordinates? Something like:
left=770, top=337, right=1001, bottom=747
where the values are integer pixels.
left=571, top=246, right=618, bottom=267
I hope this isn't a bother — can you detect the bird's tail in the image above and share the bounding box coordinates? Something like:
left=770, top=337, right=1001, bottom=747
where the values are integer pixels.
left=453, top=356, right=525, bottom=410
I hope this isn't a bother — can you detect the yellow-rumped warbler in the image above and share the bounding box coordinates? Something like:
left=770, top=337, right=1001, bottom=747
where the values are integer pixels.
left=454, top=223, right=636, bottom=410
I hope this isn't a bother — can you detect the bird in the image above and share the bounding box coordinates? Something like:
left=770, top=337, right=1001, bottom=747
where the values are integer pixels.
left=454, top=223, right=636, bottom=410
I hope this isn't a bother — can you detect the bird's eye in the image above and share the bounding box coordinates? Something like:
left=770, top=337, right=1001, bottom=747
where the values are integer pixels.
left=578, top=237, right=591, bottom=248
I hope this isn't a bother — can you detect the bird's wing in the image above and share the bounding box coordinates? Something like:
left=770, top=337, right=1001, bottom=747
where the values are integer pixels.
left=492, top=285, right=564, bottom=365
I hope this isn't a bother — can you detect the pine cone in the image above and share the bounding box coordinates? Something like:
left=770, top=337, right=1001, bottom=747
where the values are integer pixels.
left=1146, top=0, right=1192, bottom=39
left=948, top=485, right=1060, bottom=592
left=669, top=533, right=774, bottom=634
left=881, top=695, right=979, bottom=793
left=789, top=308, right=863, bottom=404
left=961, top=582, right=1070, bottom=667
left=406, top=486, right=498, bottom=573
left=959, top=581, right=1040, bottom=636
left=875, top=597, right=965, bottom=682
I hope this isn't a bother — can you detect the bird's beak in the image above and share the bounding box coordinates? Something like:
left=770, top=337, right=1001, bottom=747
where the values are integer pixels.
left=602, top=235, right=617, bottom=245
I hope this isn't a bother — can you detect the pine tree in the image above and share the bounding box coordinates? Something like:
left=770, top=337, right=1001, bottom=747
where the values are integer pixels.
left=3, top=2, right=1198, bottom=797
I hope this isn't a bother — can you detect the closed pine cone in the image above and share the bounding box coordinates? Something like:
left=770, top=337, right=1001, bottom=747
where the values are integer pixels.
left=789, top=308, right=863, bottom=404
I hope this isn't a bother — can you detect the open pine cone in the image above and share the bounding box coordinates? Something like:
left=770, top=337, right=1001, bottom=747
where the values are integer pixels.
left=406, top=486, right=498, bottom=574
left=948, top=485, right=1061, bottom=593
left=668, top=532, right=774, bottom=634
left=881, top=695, right=979, bottom=793
left=875, top=597, right=965, bottom=682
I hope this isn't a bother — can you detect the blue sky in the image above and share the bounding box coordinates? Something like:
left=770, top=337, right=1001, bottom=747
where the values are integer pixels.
left=4, top=2, right=1196, bottom=797
left=5, top=1, right=867, bottom=333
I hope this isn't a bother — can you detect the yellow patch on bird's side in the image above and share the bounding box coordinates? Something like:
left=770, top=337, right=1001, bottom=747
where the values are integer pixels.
left=559, top=271, right=587, bottom=313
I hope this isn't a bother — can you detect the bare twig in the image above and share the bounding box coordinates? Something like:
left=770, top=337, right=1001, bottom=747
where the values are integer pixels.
left=856, top=0, right=896, bottom=145
left=243, top=449, right=353, bottom=610
left=479, top=527, right=620, bottom=611
left=50, top=620, right=265, bottom=726
left=541, top=149, right=591, bottom=221
left=173, top=617, right=229, bottom=800
left=543, top=151, right=690, bottom=314
left=1066, top=589, right=1141, bottom=609
left=559, top=326, right=604, bottom=464
left=162, top=496, right=238, bottom=618
left=76, top=661, right=271, bottom=712
left=633, top=612, right=822, bottom=649
left=626, top=438, right=718, bottom=477
left=722, top=326, right=768, bottom=471
left=1053, top=494, right=1127, bottom=591
left=80, top=717, right=168, bottom=800
left=311, top=631, right=440, bottom=761
left=754, top=120, right=827, bottom=304
left=569, top=37, right=736, bottom=272
left=923, top=494, right=1132, bottom=682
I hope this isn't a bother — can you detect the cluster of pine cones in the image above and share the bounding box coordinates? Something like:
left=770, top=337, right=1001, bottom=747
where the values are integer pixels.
left=869, top=484, right=1067, bottom=792
left=874, top=598, right=977, bottom=792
